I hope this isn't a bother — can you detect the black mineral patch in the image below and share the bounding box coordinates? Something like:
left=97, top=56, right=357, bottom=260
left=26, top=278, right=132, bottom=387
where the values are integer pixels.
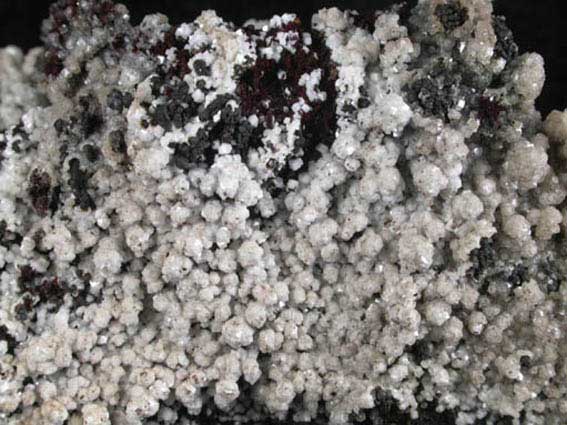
left=0, top=139, right=6, bottom=168
left=49, top=185, right=62, bottom=214
left=363, top=394, right=457, bottom=425
left=70, top=268, right=100, bottom=309
left=434, top=1, right=469, bottom=32
left=83, top=144, right=101, bottom=162
left=407, top=339, right=433, bottom=365
left=0, top=325, right=17, bottom=355
left=477, top=414, right=515, bottom=425
left=109, top=130, right=127, bottom=154
left=469, top=237, right=496, bottom=281
left=408, top=76, right=455, bottom=118
left=78, top=94, right=103, bottom=137
left=59, top=143, right=69, bottom=163
left=150, top=104, right=172, bottom=131
left=508, top=264, right=527, bottom=288
left=198, top=94, right=234, bottom=122
left=68, top=158, right=95, bottom=210
left=28, top=169, right=52, bottom=216
left=147, top=80, right=198, bottom=132
left=107, top=89, right=126, bottom=112
left=519, top=355, right=531, bottom=370
left=150, top=75, right=165, bottom=97
left=405, top=55, right=487, bottom=121
left=0, top=220, right=22, bottom=248
left=193, top=59, right=211, bottom=76
left=167, top=90, right=266, bottom=170
left=207, top=103, right=255, bottom=155
left=539, top=257, right=562, bottom=292
left=15, top=265, right=71, bottom=317
left=53, top=118, right=69, bottom=137
left=169, top=128, right=214, bottom=170
left=493, top=16, right=519, bottom=62
left=357, top=97, right=371, bottom=109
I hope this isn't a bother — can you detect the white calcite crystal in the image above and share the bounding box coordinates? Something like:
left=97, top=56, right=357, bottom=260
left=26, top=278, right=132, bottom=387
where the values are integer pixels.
left=0, top=1, right=565, bottom=424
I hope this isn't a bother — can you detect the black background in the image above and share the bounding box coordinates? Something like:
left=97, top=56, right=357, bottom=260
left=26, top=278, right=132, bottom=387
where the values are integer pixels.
left=0, top=0, right=566, bottom=115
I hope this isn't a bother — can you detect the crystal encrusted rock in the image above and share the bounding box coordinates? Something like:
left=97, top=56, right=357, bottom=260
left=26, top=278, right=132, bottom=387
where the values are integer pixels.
left=1, top=1, right=566, bottom=424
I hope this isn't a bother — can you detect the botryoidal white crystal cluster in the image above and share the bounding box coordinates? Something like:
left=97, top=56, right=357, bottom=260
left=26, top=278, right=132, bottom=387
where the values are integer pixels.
left=0, top=0, right=566, bottom=424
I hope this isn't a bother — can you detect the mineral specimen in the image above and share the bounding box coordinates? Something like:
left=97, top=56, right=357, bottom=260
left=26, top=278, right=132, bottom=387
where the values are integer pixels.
left=0, top=1, right=566, bottom=424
